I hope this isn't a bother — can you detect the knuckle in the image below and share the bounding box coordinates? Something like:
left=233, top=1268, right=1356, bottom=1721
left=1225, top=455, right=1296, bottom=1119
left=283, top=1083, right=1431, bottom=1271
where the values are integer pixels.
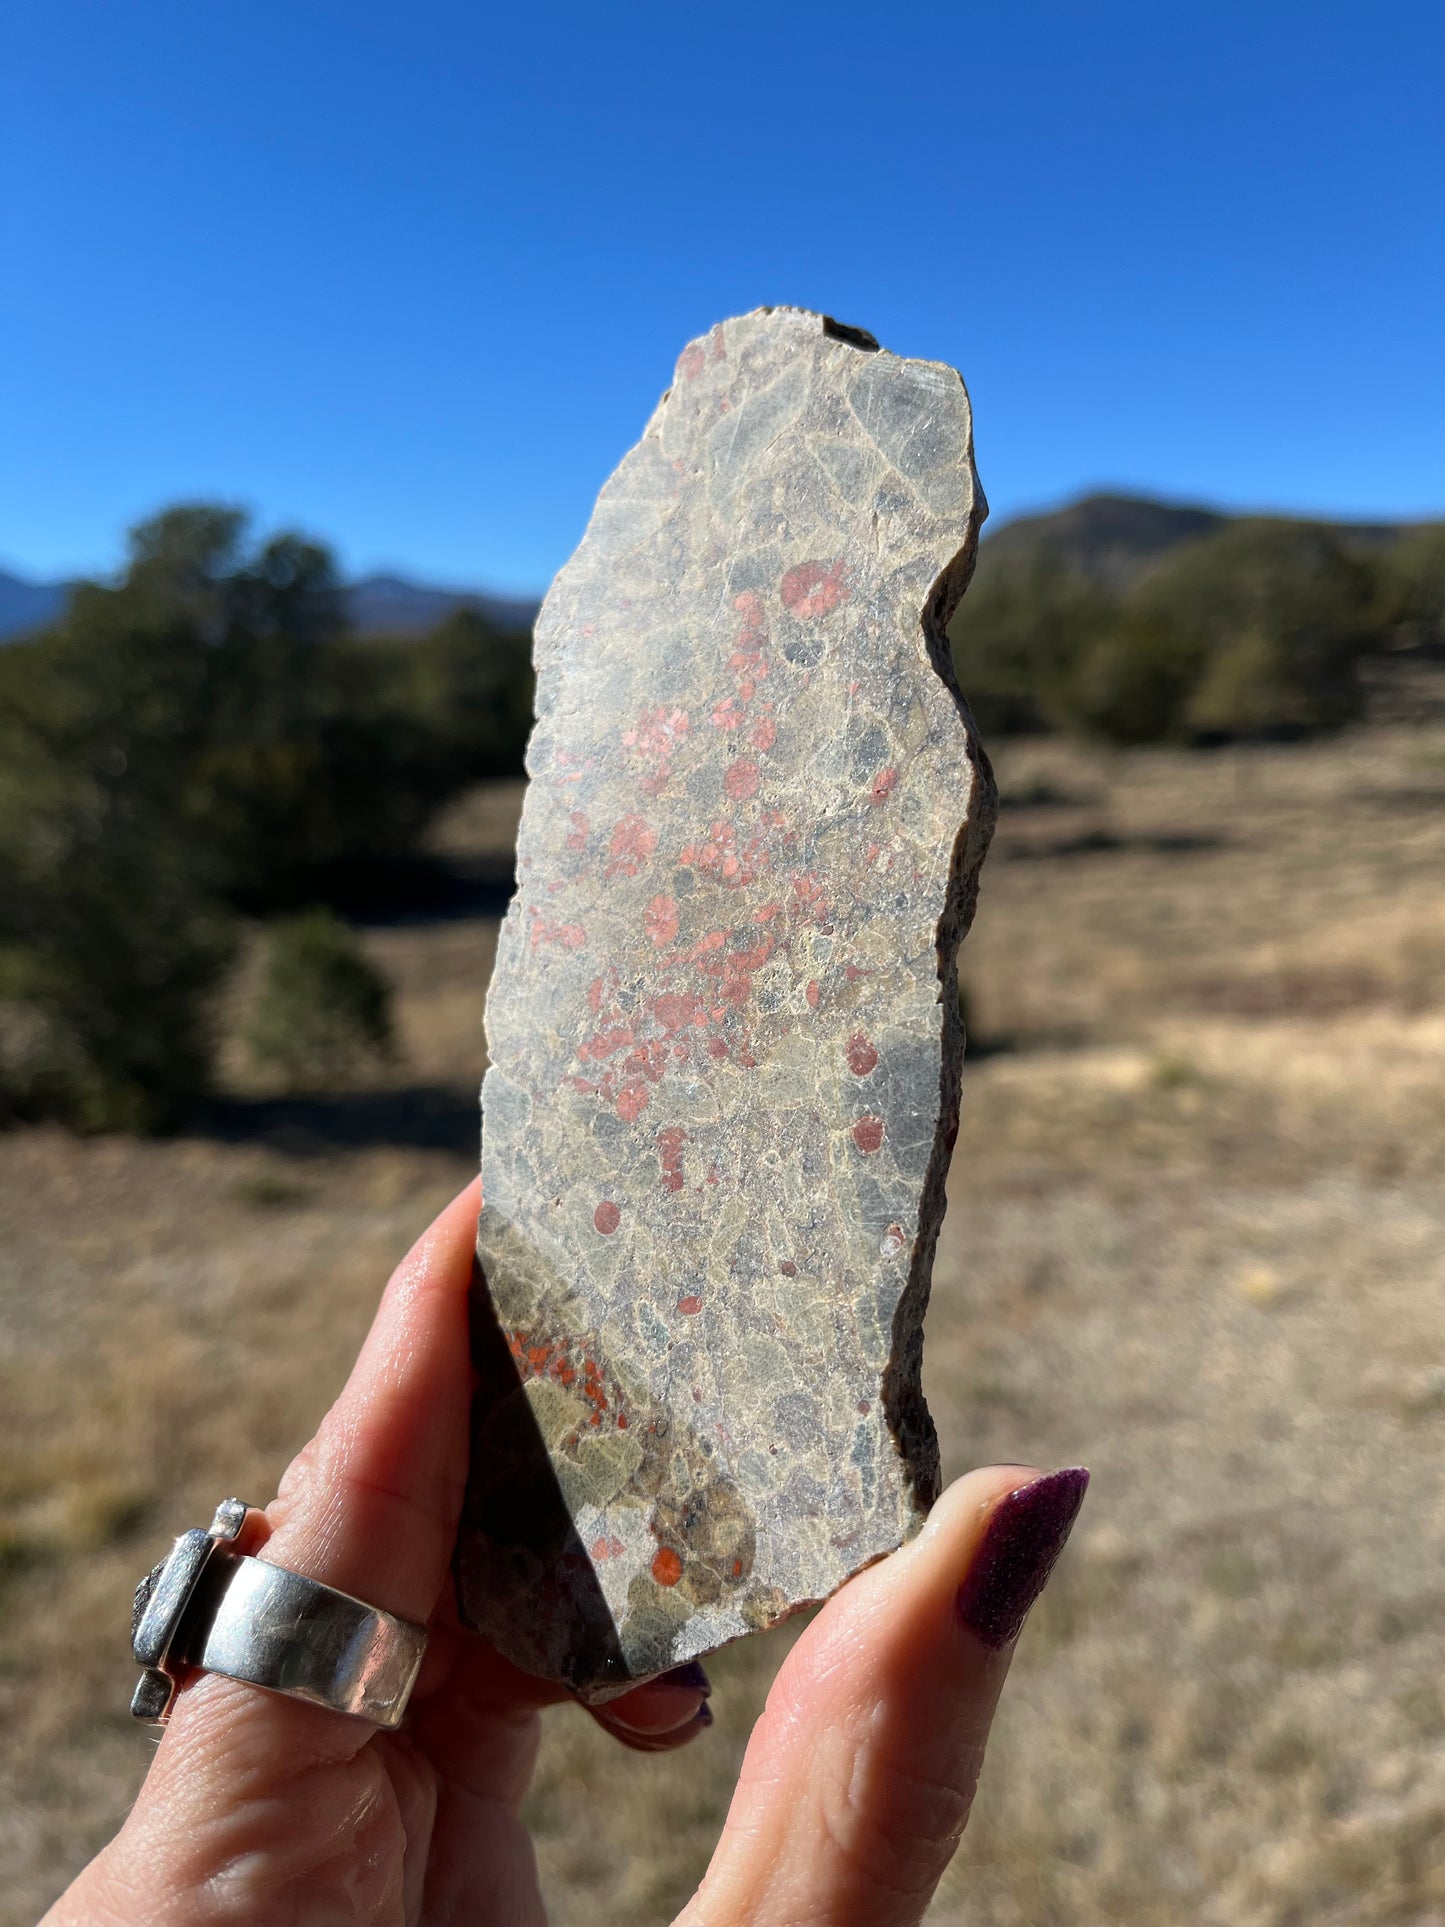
left=815, top=1732, right=974, bottom=1909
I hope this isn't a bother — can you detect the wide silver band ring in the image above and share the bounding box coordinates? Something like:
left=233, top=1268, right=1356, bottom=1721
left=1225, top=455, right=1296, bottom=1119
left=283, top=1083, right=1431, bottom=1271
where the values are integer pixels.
left=131, top=1499, right=427, bottom=1729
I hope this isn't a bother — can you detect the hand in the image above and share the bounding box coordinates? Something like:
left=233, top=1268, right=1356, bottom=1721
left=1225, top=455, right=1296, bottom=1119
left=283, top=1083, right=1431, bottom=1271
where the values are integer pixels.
left=46, top=1178, right=1086, bottom=1927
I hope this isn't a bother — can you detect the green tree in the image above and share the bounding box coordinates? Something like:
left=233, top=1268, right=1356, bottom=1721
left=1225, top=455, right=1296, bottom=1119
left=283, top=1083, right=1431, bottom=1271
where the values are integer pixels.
left=948, top=564, right=1115, bottom=737
left=0, top=502, right=535, bottom=1129
left=1132, top=520, right=1377, bottom=737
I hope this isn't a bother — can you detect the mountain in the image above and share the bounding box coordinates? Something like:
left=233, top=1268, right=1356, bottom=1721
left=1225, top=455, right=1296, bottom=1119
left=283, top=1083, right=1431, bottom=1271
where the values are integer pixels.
left=0, top=571, right=68, bottom=641
left=0, top=567, right=542, bottom=643
left=2, top=495, right=1424, bottom=642
left=345, top=574, right=540, bottom=636
left=976, top=492, right=1409, bottom=593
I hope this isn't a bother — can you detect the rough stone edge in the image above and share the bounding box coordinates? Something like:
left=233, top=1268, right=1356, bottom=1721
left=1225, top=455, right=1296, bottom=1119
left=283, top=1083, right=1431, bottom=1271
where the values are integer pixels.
left=882, top=404, right=998, bottom=1520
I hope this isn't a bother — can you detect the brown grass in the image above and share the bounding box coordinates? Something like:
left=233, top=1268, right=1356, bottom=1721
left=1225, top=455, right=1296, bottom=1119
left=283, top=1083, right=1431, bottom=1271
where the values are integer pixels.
left=3, top=717, right=1443, bottom=1924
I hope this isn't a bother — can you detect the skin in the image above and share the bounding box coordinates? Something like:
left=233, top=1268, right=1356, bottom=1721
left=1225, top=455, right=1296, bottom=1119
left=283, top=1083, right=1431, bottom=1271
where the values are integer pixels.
left=46, top=1179, right=1073, bottom=1927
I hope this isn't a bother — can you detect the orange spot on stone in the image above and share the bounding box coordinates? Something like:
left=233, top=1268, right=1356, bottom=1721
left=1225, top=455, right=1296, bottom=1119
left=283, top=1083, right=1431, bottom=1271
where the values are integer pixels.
left=805, top=980, right=820, bottom=1009
left=852, top=1116, right=885, bottom=1155
left=593, top=1200, right=621, bottom=1234
left=652, top=1546, right=683, bottom=1587
left=869, top=767, right=899, bottom=805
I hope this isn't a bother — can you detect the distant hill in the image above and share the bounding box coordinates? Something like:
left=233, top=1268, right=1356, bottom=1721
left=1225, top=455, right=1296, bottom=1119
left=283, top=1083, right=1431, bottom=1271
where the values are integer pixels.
left=0, top=571, right=68, bottom=641
left=0, top=566, right=542, bottom=643
left=977, top=492, right=1408, bottom=592
left=345, top=574, right=539, bottom=636
left=1, top=494, right=1425, bottom=642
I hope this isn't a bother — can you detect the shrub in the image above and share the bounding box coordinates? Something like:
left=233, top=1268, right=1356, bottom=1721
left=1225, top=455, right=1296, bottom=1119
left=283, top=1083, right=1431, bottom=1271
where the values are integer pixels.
left=1052, top=612, right=1203, bottom=746
left=1133, top=521, right=1376, bottom=737
left=949, top=566, right=1114, bottom=737
left=246, top=910, right=395, bottom=1090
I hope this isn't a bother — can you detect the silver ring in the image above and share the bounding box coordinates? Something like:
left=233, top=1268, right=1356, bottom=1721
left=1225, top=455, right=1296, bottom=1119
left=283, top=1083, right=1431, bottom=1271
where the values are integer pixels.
left=131, top=1498, right=427, bottom=1729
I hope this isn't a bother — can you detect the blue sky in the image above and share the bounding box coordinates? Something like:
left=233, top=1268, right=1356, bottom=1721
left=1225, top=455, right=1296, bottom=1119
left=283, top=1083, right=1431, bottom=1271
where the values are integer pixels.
left=3, top=1, right=1441, bottom=592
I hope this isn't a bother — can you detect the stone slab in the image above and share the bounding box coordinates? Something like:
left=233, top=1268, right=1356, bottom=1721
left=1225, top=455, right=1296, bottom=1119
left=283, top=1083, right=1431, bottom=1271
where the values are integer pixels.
left=456, top=308, right=995, bottom=1699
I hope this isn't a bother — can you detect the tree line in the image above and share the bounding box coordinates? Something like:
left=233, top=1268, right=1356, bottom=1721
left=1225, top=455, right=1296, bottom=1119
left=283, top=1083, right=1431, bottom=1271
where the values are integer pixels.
left=2, top=501, right=1441, bottom=1134
left=0, top=506, right=531, bottom=1130
left=951, top=514, right=1445, bottom=744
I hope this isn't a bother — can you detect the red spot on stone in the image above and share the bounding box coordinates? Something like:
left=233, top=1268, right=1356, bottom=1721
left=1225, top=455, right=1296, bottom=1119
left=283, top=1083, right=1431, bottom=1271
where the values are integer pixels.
left=566, top=810, right=589, bottom=852
left=856, top=1399, right=871, bottom=1416
left=658, top=1126, right=688, bottom=1193
left=528, top=908, right=588, bottom=951
left=791, top=872, right=828, bottom=922
left=869, top=767, right=899, bottom=806
left=593, top=1200, right=621, bottom=1235
left=731, top=1558, right=743, bottom=1578
left=805, top=980, right=820, bottom=1009
left=652, top=990, right=705, bottom=1036
left=779, top=1260, right=797, bottom=1277
left=678, top=343, right=706, bottom=382
left=845, top=1031, right=880, bottom=1077
left=617, top=1413, right=628, bottom=1429
left=592, top=1534, right=625, bottom=1560
left=606, top=812, right=657, bottom=878
left=652, top=1546, right=683, bottom=1587
left=707, top=1036, right=729, bottom=1059
left=677, top=1294, right=703, bottom=1315
left=852, top=1116, right=886, bottom=1155
left=750, top=715, right=777, bottom=752
left=616, top=1085, right=651, bottom=1123
left=724, top=757, right=759, bottom=801
left=622, top=707, right=690, bottom=795
left=644, top=893, right=680, bottom=947
left=754, top=900, right=780, bottom=922
left=780, top=558, right=852, bottom=620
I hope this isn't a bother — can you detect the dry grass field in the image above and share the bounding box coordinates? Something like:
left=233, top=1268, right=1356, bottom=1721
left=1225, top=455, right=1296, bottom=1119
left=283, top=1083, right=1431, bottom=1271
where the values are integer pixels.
left=2, top=718, right=1443, bottom=1924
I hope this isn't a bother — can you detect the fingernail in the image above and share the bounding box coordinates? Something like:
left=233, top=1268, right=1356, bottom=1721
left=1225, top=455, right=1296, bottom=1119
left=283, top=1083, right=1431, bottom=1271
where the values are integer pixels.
left=956, top=1467, right=1089, bottom=1649
left=658, top=1660, right=712, bottom=1698
left=597, top=1697, right=714, bottom=1753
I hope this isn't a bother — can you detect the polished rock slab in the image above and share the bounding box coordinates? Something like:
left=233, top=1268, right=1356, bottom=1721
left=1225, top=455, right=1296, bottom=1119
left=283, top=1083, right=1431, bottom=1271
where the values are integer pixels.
left=456, top=308, right=995, bottom=1699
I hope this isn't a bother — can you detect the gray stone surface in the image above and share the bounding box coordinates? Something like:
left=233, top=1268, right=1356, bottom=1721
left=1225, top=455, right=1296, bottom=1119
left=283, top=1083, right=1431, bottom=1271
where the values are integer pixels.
left=456, top=308, right=995, bottom=1699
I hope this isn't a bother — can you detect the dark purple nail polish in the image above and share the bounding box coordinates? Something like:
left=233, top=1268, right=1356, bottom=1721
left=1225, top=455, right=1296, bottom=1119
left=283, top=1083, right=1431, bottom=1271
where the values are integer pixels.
left=658, top=1660, right=712, bottom=1697
left=956, top=1468, right=1089, bottom=1649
